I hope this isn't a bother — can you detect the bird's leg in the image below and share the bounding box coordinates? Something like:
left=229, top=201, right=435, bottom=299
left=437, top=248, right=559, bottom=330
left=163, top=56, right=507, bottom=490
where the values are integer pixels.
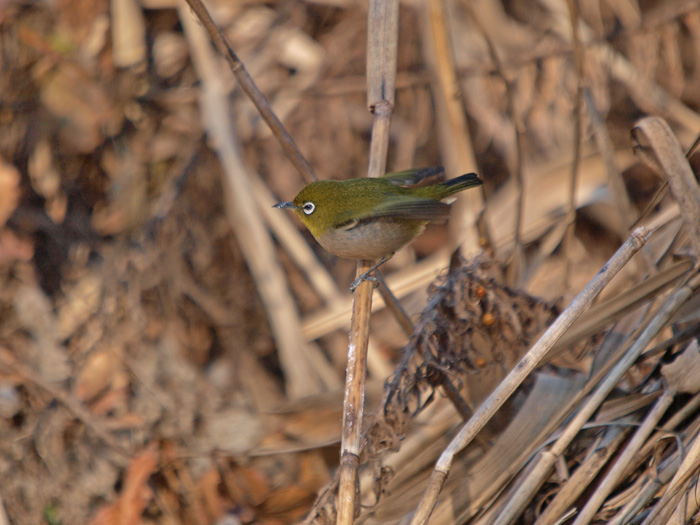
left=349, top=256, right=390, bottom=292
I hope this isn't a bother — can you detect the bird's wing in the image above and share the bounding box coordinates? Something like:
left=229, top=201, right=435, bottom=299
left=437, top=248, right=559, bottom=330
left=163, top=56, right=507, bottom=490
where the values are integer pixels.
left=381, top=167, right=445, bottom=186
left=332, top=195, right=451, bottom=229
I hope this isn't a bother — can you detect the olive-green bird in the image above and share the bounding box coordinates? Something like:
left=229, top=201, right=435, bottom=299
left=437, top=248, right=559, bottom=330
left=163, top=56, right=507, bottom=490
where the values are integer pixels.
left=274, top=167, right=482, bottom=289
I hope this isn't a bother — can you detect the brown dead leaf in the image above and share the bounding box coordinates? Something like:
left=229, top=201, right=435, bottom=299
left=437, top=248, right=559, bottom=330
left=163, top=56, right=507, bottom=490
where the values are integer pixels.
left=88, top=443, right=159, bottom=525
left=39, top=62, right=123, bottom=153
left=0, top=229, right=34, bottom=264
left=262, top=484, right=315, bottom=516
left=662, top=339, right=700, bottom=394
left=0, top=159, right=20, bottom=228
left=223, top=464, right=270, bottom=508
left=74, top=348, right=123, bottom=402
left=195, top=469, right=225, bottom=522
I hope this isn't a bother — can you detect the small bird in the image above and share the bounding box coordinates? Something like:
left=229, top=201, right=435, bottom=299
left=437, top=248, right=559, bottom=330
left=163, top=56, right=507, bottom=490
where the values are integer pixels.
left=274, top=167, right=482, bottom=290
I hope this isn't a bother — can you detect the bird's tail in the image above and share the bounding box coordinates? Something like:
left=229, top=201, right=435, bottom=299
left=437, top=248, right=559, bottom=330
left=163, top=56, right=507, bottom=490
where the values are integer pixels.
left=440, top=173, right=483, bottom=195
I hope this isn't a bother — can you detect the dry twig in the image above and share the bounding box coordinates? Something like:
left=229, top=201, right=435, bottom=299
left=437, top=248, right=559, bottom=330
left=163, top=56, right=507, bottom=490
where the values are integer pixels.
left=181, top=0, right=316, bottom=183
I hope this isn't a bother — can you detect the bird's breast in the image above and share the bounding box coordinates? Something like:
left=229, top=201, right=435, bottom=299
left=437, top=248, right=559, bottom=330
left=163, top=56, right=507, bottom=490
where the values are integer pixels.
left=317, top=218, right=425, bottom=260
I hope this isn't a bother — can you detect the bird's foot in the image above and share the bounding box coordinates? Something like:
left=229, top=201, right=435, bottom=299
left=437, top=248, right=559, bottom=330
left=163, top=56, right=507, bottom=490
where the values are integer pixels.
left=349, top=272, right=379, bottom=292
left=349, top=257, right=389, bottom=293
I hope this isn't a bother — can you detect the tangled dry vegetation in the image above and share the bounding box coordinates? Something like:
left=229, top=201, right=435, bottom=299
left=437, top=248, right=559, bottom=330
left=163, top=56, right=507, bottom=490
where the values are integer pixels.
left=1, top=0, right=700, bottom=523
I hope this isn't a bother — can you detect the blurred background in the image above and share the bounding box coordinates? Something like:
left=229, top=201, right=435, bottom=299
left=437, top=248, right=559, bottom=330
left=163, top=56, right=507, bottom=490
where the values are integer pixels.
left=0, top=0, right=699, bottom=523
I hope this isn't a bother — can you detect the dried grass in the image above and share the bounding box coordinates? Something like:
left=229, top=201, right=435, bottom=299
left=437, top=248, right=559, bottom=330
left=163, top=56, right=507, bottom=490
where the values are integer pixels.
left=1, top=0, right=700, bottom=523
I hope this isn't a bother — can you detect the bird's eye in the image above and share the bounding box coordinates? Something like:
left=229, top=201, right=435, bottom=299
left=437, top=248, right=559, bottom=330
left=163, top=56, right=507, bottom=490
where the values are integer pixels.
left=302, top=202, right=316, bottom=215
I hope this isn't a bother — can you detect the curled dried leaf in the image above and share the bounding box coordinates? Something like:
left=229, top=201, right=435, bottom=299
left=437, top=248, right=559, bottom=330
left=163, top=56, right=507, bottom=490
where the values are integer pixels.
left=366, top=254, right=559, bottom=459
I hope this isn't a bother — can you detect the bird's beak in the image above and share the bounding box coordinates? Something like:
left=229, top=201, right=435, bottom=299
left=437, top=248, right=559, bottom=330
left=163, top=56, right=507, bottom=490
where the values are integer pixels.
left=274, top=201, right=297, bottom=209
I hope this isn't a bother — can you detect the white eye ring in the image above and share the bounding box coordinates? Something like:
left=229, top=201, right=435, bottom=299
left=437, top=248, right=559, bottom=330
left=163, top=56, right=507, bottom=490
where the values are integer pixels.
left=302, top=202, right=315, bottom=215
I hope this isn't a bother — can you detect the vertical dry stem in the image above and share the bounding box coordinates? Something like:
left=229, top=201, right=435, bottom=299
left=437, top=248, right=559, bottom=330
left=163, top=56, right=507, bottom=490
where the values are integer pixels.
left=643, top=393, right=700, bottom=524
left=562, top=0, right=584, bottom=290
left=337, top=262, right=373, bottom=523
left=337, top=2, right=399, bottom=523
left=424, top=0, right=481, bottom=255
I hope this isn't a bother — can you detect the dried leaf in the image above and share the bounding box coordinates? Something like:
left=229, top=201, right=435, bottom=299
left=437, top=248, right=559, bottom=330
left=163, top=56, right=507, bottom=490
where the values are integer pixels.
left=0, top=160, right=20, bottom=228
left=88, top=444, right=159, bottom=525
left=74, top=348, right=123, bottom=402
left=662, top=339, right=700, bottom=393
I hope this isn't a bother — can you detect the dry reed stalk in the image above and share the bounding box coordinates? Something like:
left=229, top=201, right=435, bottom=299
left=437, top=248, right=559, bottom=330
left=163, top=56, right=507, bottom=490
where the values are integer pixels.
left=179, top=4, right=321, bottom=398
left=619, top=391, right=700, bottom=482
left=462, top=2, right=526, bottom=285
left=632, top=117, right=700, bottom=258
left=561, top=0, right=584, bottom=291
left=337, top=266, right=373, bottom=524
left=572, top=386, right=675, bottom=525
left=533, top=422, right=632, bottom=524
left=494, top=271, right=700, bottom=524
left=337, top=1, right=400, bottom=522
left=409, top=228, right=649, bottom=525
left=609, top=457, right=679, bottom=525
left=643, top=403, right=700, bottom=524
left=424, top=0, right=482, bottom=255
left=608, top=400, right=700, bottom=522
left=549, top=259, right=693, bottom=354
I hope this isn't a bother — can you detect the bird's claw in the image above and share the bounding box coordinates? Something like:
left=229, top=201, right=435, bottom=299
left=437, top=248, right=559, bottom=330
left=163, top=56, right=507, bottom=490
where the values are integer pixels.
left=349, top=256, right=389, bottom=293
left=349, top=272, right=379, bottom=292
